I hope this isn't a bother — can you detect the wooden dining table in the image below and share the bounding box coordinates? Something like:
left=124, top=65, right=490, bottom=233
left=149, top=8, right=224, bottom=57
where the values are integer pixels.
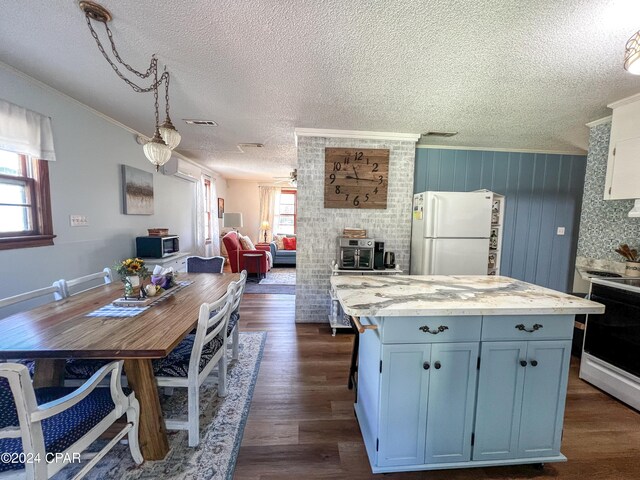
left=0, top=272, right=239, bottom=461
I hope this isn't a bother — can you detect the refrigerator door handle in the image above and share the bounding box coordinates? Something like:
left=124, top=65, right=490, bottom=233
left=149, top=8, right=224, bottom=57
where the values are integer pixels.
left=432, top=194, right=440, bottom=238
left=430, top=240, right=438, bottom=274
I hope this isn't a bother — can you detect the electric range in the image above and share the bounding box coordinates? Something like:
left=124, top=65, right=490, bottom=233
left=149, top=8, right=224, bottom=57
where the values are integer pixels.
left=580, top=277, right=640, bottom=411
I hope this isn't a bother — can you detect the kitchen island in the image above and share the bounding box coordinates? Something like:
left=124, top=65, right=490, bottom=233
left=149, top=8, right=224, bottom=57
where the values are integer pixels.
left=331, top=275, right=604, bottom=474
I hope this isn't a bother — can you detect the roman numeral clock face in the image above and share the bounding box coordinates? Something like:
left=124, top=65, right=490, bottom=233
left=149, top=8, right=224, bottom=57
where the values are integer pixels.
left=324, top=148, right=390, bottom=209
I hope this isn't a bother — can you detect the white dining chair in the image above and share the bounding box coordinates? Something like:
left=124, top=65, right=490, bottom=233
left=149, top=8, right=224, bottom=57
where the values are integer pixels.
left=0, top=281, right=66, bottom=310
left=56, top=268, right=114, bottom=383
left=61, top=267, right=113, bottom=297
left=0, top=361, right=142, bottom=479
left=227, top=270, right=247, bottom=363
left=0, top=283, right=65, bottom=366
left=153, top=284, right=235, bottom=446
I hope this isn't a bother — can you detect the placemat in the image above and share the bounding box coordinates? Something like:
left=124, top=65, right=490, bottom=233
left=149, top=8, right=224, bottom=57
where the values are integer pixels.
left=86, top=280, right=194, bottom=318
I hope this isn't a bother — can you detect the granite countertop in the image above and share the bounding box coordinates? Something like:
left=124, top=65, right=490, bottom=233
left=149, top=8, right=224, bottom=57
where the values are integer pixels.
left=330, top=275, right=605, bottom=317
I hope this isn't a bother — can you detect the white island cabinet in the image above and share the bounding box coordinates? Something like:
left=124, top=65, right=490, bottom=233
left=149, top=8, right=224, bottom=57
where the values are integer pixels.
left=331, top=275, right=604, bottom=474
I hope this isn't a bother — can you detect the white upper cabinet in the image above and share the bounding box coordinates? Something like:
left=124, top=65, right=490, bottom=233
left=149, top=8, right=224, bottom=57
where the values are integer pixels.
left=604, top=93, right=640, bottom=200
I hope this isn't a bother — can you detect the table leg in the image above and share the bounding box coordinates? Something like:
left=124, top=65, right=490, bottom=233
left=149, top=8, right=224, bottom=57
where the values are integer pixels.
left=33, top=359, right=65, bottom=387
left=123, top=359, right=169, bottom=460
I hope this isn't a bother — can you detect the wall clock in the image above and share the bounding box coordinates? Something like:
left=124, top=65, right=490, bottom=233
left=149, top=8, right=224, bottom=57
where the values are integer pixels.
left=324, top=148, right=390, bottom=209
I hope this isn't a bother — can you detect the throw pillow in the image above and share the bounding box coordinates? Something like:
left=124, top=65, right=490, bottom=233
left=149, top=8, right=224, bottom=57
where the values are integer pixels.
left=274, top=235, right=285, bottom=250
left=283, top=236, right=296, bottom=250
left=239, top=235, right=254, bottom=251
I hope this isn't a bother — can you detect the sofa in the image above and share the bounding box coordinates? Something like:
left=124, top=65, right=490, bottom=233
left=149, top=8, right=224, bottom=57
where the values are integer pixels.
left=269, top=234, right=296, bottom=266
left=222, top=231, right=271, bottom=276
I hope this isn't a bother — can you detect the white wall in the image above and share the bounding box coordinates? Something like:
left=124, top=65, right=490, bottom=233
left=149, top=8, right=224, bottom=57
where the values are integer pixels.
left=0, top=65, right=199, bottom=318
left=225, top=180, right=261, bottom=242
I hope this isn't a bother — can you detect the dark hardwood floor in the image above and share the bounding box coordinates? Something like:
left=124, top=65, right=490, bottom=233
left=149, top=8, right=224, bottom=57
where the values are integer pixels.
left=234, top=293, right=640, bottom=479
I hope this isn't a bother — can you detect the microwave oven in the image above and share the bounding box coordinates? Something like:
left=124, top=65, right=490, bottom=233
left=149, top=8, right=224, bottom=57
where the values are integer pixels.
left=136, top=235, right=180, bottom=258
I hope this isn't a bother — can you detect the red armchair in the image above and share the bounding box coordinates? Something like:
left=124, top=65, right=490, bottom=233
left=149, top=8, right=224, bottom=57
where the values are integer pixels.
left=222, top=231, right=271, bottom=275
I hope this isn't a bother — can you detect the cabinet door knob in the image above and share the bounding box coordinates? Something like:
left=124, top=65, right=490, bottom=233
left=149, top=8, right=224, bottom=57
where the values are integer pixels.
left=434, top=361, right=441, bottom=370
left=423, top=361, right=430, bottom=370
left=530, top=360, right=538, bottom=367
left=520, top=360, right=527, bottom=367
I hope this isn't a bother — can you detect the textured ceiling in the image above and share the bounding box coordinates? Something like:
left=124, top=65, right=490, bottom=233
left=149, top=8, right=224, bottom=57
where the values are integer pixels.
left=1, top=0, right=640, bottom=180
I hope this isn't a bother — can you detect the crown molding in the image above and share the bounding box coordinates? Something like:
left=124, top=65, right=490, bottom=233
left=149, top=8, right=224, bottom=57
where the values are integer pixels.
left=294, top=128, right=421, bottom=145
left=415, top=144, right=586, bottom=155
left=585, top=116, right=612, bottom=127
left=607, top=92, right=640, bottom=109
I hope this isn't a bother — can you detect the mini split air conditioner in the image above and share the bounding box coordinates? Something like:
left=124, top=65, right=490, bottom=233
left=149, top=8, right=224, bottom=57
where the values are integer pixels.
left=161, top=157, right=201, bottom=183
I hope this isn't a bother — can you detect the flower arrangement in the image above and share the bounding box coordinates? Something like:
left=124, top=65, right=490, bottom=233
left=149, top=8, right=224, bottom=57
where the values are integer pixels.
left=114, top=257, right=150, bottom=279
left=114, top=258, right=150, bottom=299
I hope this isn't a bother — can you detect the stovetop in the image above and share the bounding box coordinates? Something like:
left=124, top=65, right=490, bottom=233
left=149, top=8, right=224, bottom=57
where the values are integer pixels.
left=591, top=277, right=640, bottom=294
left=585, top=270, right=622, bottom=278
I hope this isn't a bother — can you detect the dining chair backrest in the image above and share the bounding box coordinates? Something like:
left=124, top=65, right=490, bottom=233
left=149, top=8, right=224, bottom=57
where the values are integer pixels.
left=0, top=281, right=66, bottom=310
left=231, top=270, right=248, bottom=312
left=186, top=256, right=225, bottom=273
left=189, top=284, right=236, bottom=377
left=0, top=360, right=142, bottom=478
left=62, top=267, right=113, bottom=297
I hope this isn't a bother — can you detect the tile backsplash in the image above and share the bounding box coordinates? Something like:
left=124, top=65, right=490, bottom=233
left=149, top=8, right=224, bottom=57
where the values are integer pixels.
left=576, top=121, right=640, bottom=262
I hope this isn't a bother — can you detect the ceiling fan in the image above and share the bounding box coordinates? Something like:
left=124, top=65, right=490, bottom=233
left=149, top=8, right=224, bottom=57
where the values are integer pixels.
left=273, top=169, right=297, bottom=187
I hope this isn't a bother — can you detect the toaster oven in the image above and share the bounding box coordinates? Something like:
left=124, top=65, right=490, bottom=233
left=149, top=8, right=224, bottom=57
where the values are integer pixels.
left=338, top=238, right=374, bottom=270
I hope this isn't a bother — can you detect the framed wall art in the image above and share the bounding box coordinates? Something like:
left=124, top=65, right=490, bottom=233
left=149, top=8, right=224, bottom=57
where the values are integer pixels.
left=217, top=197, right=225, bottom=218
left=121, top=165, right=154, bottom=215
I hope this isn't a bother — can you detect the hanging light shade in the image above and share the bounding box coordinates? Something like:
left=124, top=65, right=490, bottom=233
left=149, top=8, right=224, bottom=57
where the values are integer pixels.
left=159, top=118, right=181, bottom=150
left=624, top=30, right=640, bottom=75
left=143, top=131, right=172, bottom=170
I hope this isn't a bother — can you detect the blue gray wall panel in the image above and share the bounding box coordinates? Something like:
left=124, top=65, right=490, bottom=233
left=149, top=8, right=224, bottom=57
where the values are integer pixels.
left=414, top=148, right=587, bottom=292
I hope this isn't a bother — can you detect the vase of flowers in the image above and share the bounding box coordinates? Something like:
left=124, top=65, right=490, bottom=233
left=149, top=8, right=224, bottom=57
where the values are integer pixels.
left=115, top=258, right=150, bottom=299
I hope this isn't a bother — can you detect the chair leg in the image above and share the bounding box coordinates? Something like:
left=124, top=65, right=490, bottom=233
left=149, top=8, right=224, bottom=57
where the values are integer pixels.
left=188, top=383, right=200, bottom=447
left=218, top=354, right=228, bottom=398
left=126, top=396, right=144, bottom=464
left=232, top=325, right=239, bottom=362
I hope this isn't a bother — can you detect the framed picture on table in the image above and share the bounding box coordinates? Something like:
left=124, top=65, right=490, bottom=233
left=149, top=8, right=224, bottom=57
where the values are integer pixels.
left=217, top=198, right=224, bottom=219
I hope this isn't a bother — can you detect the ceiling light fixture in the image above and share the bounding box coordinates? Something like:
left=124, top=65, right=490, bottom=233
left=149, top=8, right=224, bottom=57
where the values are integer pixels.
left=79, top=1, right=181, bottom=170
left=624, top=30, right=640, bottom=75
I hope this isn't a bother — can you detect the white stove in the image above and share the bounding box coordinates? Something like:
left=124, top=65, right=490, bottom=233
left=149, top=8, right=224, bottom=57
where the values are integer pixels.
left=580, top=278, right=640, bottom=411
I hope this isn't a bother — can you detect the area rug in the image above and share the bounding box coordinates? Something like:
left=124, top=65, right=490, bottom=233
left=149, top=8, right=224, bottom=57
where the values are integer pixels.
left=58, top=331, right=267, bottom=480
left=259, top=268, right=296, bottom=285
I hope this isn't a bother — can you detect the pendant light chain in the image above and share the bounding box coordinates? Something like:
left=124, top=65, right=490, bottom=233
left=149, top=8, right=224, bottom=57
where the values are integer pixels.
left=84, top=15, right=164, bottom=93
left=164, top=67, right=172, bottom=120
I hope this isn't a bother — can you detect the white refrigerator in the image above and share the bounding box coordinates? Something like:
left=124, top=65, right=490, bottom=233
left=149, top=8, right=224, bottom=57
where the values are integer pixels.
left=410, top=191, right=495, bottom=275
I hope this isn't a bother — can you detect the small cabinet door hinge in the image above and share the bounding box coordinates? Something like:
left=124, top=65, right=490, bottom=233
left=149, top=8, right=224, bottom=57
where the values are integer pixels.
left=613, top=147, right=616, bottom=156
left=376, top=438, right=379, bottom=451
left=471, top=433, right=475, bottom=446
left=477, top=357, right=481, bottom=370
left=379, top=360, right=382, bottom=373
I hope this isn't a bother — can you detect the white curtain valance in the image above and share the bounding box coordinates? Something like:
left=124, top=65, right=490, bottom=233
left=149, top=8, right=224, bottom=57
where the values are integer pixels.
left=0, top=98, right=56, bottom=161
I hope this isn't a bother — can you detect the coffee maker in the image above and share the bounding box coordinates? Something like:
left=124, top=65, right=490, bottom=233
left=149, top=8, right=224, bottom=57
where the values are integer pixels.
left=374, top=241, right=385, bottom=270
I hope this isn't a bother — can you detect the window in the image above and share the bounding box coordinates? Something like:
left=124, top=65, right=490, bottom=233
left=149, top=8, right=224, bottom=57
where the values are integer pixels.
left=274, top=189, right=297, bottom=235
left=204, top=177, right=212, bottom=244
left=0, top=149, right=54, bottom=250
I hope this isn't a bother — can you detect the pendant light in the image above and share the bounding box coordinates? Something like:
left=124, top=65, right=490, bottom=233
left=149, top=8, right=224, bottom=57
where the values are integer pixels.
left=80, top=1, right=180, bottom=170
left=624, top=30, right=640, bottom=75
